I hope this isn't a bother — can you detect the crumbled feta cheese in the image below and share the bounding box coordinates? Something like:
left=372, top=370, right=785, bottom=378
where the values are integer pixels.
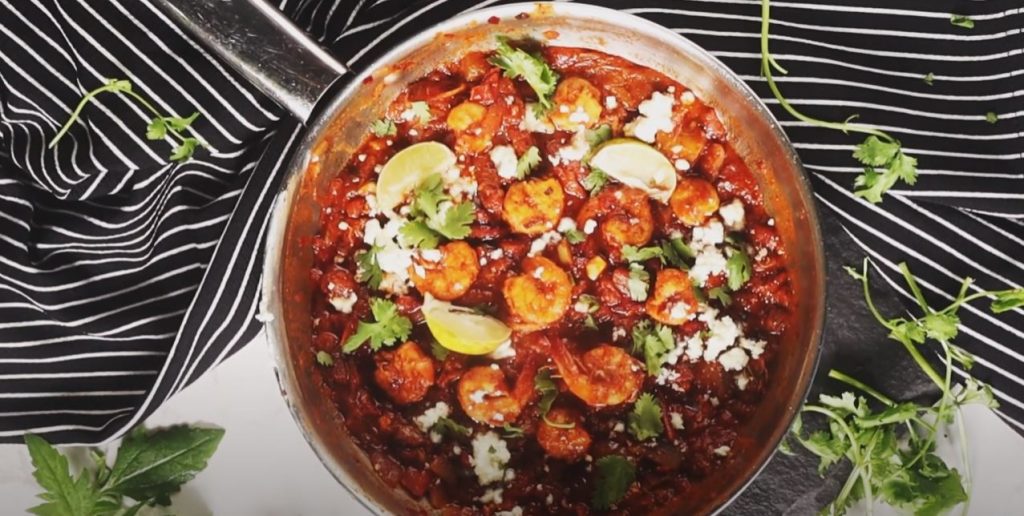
left=337, top=220, right=349, bottom=231
left=583, top=219, right=598, bottom=234
left=714, top=445, right=731, bottom=457
left=674, top=158, right=691, bottom=171
left=469, top=389, right=488, bottom=404
left=471, top=432, right=511, bottom=485
left=670, top=412, right=685, bottom=430
left=700, top=309, right=741, bottom=361
left=739, top=337, right=767, bottom=359
left=362, top=219, right=383, bottom=246
left=656, top=368, right=680, bottom=388
left=611, top=327, right=626, bottom=340
left=768, top=217, right=775, bottom=227
left=612, top=422, right=625, bottom=433
left=718, top=347, right=749, bottom=371
left=453, top=445, right=462, bottom=455
left=549, top=130, right=590, bottom=165
left=419, top=249, right=442, bottom=262
left=489, top=339, right=516, bottom=360
left=689, top=248, right=727, bottom=287
left=736, top=373, right=750, bottom=391
left=569, top=107, right=590, bottom=124
left=496, top=507, right=523, bottom=516
left=478, top=488, right=503, bottom=504
left=378, top=273, right=409, bottom=295
left=529, top=231, right=562, bottom=256
left=409, top=128, right=419, bottom=137
left=623, top=91, right=676, bottom=143
left=412, top=264, right=426, bottom=278
left=328, top=292, right=358, bottom=314
left=489, top=248, right=504, bottom=260
left=521, top=103, right=554, bottom=133
left=377, top=248, right=413, bottom=275
left=719, top=199, right=745, bottom=231
left=604, top=96, right=618, bottom=109
left=668, top=302, right=690, bottom=321
left=691, top=219, right=725, bottom=247
left=533, top=267, right=545, bottom=279
left=490, top=145, right=519, bottom=180
left=683, top=333, right=704, bottom=362
left=755, top=247, right=768, bottom=261
left=546, top=494, right=554, bottom=505
left=414, top=402, right=450, bottom=441
left=557, top=217, right=577, bottom=233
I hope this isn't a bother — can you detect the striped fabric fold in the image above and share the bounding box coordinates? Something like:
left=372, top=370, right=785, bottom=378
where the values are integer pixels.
left=0, top=0, right=1021, bottom=445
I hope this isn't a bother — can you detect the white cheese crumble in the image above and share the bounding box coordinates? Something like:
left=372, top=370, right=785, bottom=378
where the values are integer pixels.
left=521, top=103, right=555, bottom=133
left=739, top=337, right=767, bottom=359
left=670, top=412, right=685, bottom=430
left=414, top=402, right=450, bottom=443
left=681, top=91, right=696, bottom=105
left=604, top=95, right=618, bottom=109
left=478, top=488, right=503, bottom=504
left=719, top=199, right=746, bottom=231
left=490, top=145, right=519, bottom=180
left=691, top=219, right=725, bottom=247
left=469, top=389, right=488, bottom=403
left=529, top=231, right=562, bottom=256
left=683, top=333, right=705, bottom=362
left=736, top=373, right=750, bottom=391
left=689, top=248, right=728, bottom=287
left=569, top=106, right=591, bottom=124
left=471, top=432, right=512, bottom=485
left=714, top=445, right=731, bottom=457
left=583, top=219, right=598, bottom=234
left=557, top=217, right=577, bottom=233
left=699, top=308, right=742, bottom=361
left=328, top=292, right=358, bottom=314
left=674, top=158, right=691, bottom=171
left=612, top=422, right=625, bottom=433
left=496, top=507, right=523, bottom=516
left=623, top=91, right=676, bottom=143
left=419, top=249, right=442, bottom=262
left=717, top=347, right=749, bottom=372
left=549, top=129, right=591, bottom=166
left=488, top=339, right=516, bottom=360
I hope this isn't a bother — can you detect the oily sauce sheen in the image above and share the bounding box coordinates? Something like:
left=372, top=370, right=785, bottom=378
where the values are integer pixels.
left=308, top=45, right=794, bottom=514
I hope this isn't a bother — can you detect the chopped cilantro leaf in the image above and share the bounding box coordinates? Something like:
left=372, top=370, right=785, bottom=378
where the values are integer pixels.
left=516, top=146, right=541, bottom=179
left=852, top=135, right=900, bottom=167
left=923, top=72, right=934, bottom=86
left=851, top=135, right=918, bottom=203
left=581, top=166, right=609, bottom=194
left=627, top=393, right=664, bottom=441
left=370, top=118, right=396, bottom=137
left=399, top=219, right=441, bottom=249
left=409, top=101, right=432, bottom=124
left=315, top=351, right=334, bottom=367
left=591, top=455, right=636, bottom=510
left=401, top=174, right=475, bottom=247
left=626, top=263, right=650, bottom=302
left=950, top=14, right=974, bottom=29
left=621, top=245, right=664, bottom=263
left=985, top=111, right=998, bottom=124
left=585, top=124, right=613, bottom=148
left=502, top=424, right=525, bottom=438
left=565, top=228, right=586, bottom=244
left=708, top=286, right=732, bottom=306
left=341, top=298, right=412, bottom=353
left=535, top=368, right=574, bottom=429
left=489, top=37, right=560, bottom=111
left=991, top=288, right=1024, bottom=313
left=661, top=237, right=695, bottom=269
left=631, top=320, right=675, bottom=375
left=432, top=417, right=471, bottom=437
left=725, top=247, right=752, bottom=291
left=430, top=341, right=450, bottom=361
left=576, top=294, right=600, bottom=314
left=355, top=245, right=384, bottom=289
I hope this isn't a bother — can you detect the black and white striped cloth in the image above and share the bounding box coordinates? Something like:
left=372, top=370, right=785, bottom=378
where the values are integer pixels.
left=0, top=0, right=1020, bottom=445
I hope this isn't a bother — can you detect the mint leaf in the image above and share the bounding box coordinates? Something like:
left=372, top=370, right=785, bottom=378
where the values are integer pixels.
left=105, top=426, right=224, bottom=506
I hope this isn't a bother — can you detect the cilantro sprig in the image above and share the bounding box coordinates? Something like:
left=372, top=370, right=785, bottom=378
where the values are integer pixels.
left=581, top=166, right=609, bottom=194
left=515, top=146, right=541, bottom=179
left=25, top=425, right=223, bottom=515
left=784, top=258, right=1024, bottom=515
left=490, top=36, right=560, bottom=111
left=371, top=118, right=397, bottom=137
left=760, top=1, right=918, bottom=203
left=535, top=368, right=574, bottom=429
left=355, top=245, right=384, bottom=289
left=342, top=298, right=413, bottom=353
left=50, top=79, right=205, bottom=162
left=627, top=393, right=664, bottom=441
left=592, top=455, right=636, bottom=510
left=725, top=246, right=753, bottom=291
left=626, top=263, right=650, bottom=302
left=632, top=320, right=675, bottom=375
left=398, top=174, right=475, bottom=249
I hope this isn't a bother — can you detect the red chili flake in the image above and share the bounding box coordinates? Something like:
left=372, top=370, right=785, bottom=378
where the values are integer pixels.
left=515, top=12, right=530, bottom=20
left=362, top=76, right=374, bottom=85
left=487, top=15, right=500, bottom=24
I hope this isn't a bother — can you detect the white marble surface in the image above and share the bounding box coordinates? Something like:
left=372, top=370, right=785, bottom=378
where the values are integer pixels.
left=2, top=334, right=1023, bottom=515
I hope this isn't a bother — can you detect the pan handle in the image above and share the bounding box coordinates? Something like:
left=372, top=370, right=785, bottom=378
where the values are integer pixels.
left=154, top=0, right=348, bottom=121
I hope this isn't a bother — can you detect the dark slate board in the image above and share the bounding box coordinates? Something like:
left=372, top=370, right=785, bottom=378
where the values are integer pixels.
left=723, top=205, right=942, bottom=516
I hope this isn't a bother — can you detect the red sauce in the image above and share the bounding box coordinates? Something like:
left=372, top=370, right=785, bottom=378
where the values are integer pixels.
left=309, top=45, right=793, bottom=514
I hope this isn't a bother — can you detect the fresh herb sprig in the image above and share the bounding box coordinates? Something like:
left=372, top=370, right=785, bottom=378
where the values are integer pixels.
left=785, top=259, right=1024, bottom=515
left=632, top=320, right=675, bottom=375
left=25, top=425, right=223, bottom=515
left=627, top=393, right=664, bottom=441
left=50, top=79, right=204, bottom=162
left=535, top=368, right=574, bottom=429
left=592, top=455, right=636, bottom=510
left=490, top=37, right=560, bottom=112
left=399, top=174, right=475, bottom=249
left=341, top=297, right=413, bottom=353
left=760, top=1, right=918, bottom=203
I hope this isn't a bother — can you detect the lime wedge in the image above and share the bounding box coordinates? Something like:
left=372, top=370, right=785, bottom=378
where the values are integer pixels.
left=376, top=141, right=457, bottom=214
left=422, top=295, right=512, bottom=355
left=589, top=138, right=677, bottom=203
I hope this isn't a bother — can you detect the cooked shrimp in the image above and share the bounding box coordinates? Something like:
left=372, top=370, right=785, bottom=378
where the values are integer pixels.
left=503, top=257, right=573, bottom=330
left=656, top=120, right=707, bottom=164
left=409, top=242, right=480, bottom=301
left=549, top=77, right=603, bottom=131
left=457, top=365, right=522, bottom=426
left=447, top=101, right=494, bottom=153
left=575, top=185, right=654, bottom=251
left=536, top=407, right=592, bottom=462
left=550, top=341, right=644, bottom=407
left=646, top=268, right=699, bottom=325
left=503, top=177, right=565, bottom=236
left=670, top=176, right=719, bottom=227
left=373, top=341, right=436, bottom=405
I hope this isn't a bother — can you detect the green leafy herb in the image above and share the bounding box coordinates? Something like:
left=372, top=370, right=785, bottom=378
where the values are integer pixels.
left=592, top=455, right=636, bottom=510
left=576, top=294, right=600, bottom=314
left=950, top=14, right=975, bottom=29
left=631, top=320, right=676, bottom=375
left=515, top=146, right=542, bottom=179
left=25, top=425, right=224, bottom=515
left=627, top=393, right=665, bottom=441
left=371, top=118, right=397, bottom=137
left=786, top=258, right=1024, bottom=515
left=661, top=237, right=696, bottom=269
left=985, top=112, right=998, bottom=124
left=565, top=228, right=587, bottom=244
left=760, top=2, right=917, bottom=203
left=409, top=101, right=432, bottom=124
left=430, top=341, right=450, bottom=361
left=626, top=263, right=650, bottom=302
left=342, top=298, right=413, bottom=353
left=315, top=351, right=334, bottom=367
left=535, top=368, right=574, bottom=429
left=432, top=417, right=471, bottom=438
left=725, top=246, right=753, bottom=291
left=708, top=286, right=732, bottom=306
left=502, top=424, right=525, bottom=438
left=490, top=36, right=560, bottom=111
left=581, top=166, right=609, bottom=194
left=399, top=220, right=441, bottom=249
left=400, top=174, right=475, bottom=248
left=621, top=245, right=664, bottom=263
left=585, top=124, right=613, bottom=148
left=50, top=78, right=205, bottom=162
left=923, top=72, right=934, bottom=86
left=355, top=245, right=384, bottom=289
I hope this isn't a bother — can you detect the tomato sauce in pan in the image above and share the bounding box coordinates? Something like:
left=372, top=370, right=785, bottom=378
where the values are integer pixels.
left=308, top=43, right=793, bottom=514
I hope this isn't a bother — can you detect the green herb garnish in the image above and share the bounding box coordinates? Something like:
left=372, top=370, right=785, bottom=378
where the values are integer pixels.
left=371, top=118, right=397, bottom=137
left=592, top=455, right=636, bottom=510
left=632, top=320, right=675, bottom=375
left=409, top=101, right=432, bottom=124
left=627, top=393, right=664, bottom=441
left=950, top=14, right=975, bottom=29
left=355, top=245, right=384, bottom=289
left=708, top=286, right=732, bottom=306
left=985, top=112, right=998, bottom=124
left=399, top=173, right=475, bottom=248
left=661, top=237, right=696, bottom=269
left=565, top=228, right=587, bottom=244
left=725, top=246, right=753, bottom=291
left=341, top=298, right=413, bottom=353
left=315, top=351, right=334, bottom=366
left=516, top=146, right=542, bottom=179
left=490, top=36, right=560, bottom=111
left=535, top=368, right=574, bottom=429
left=626, top=263, right=650, bottom=302
left=432, top=417, right=471, bottom=438
left=581, top=166, right=609, bottom=194
left=622, top=245, right=664, bottom=263
left=923, top=73, right=934, bottom=86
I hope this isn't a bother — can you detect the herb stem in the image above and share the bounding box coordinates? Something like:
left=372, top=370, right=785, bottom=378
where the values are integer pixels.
left=49, top=81, right=127, bottom=148
left=898, top=262, right=932, bottom=314
left=828, top=370, right=894, bottom=406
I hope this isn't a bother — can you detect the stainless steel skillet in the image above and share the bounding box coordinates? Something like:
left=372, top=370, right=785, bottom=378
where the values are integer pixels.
left=154, top=1, right=826, bottom=513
